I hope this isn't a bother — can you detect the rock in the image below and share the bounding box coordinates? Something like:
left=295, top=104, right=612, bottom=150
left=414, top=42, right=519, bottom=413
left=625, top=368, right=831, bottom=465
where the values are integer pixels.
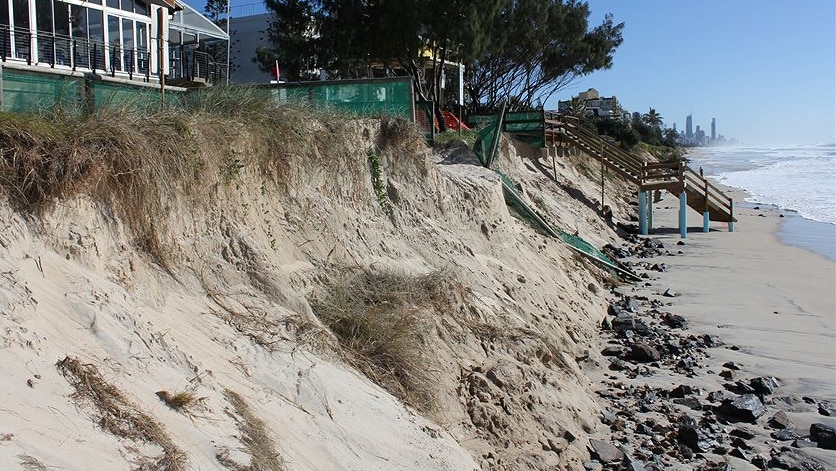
left=676, top=240, right=685, bottom=245
left=770, top=429, right=800, bottom=441
left=661, top=312, right=688, bottom=329
left=809, top=422, right=836, bottom=449
left=749, top=376, right=780, bottom=395
left=608, top=358, right=630, bottom=371
left=722, top=361, right=742, bottom=370
left=768, top=447, right=827, bottom=471
left=817, top=401, right=834, bottom=416
left=729, top=427, right=756, bottom=440
left=631, top=343, right=661, bottom=362
left=601, top=346, right=624, bottom=356
left=719, top=369, right=737, bottom=380
left=677, top=423, right=700, bottom=451
left=583, top=460, right=602, bottom=471
left=793, top=438, right=817, bottom=448
left=729, top=447, right=749, bottom=461
left=662, top=288, right=677, bottom=297
left=750, top=454, right=769, bottom=470
left=601, top=409, right=616, bottom=425
left=708, top=390, right=729, bottom=403
left=768, top=411, right=793, bottom=430
left=588, top=439, right=624, bottom=463
left=673, top=397, right=703, bottom=411
left=717, top=394, right=766, bottom=423
left=670, top=384, right=695, bottom=398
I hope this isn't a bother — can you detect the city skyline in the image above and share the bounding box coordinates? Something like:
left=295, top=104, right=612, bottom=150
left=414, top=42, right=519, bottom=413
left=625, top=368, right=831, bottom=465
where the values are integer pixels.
left=564, top=0, right=836, bottom=146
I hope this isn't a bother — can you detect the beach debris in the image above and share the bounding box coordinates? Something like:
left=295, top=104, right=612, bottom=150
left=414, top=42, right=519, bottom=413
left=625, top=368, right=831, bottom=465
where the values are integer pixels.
left=588, top=438, right=624, bottom=463
left=768, top=447, right=828, bottom=470
left=767, top=411, right=793, bottom=430
left=630, top=342, right=661, bottom=362
left=809, top=423, right=836, bottom=449
left=749, top=376, right=780, bottom=396
left=717, top=394, right=766, bottom=422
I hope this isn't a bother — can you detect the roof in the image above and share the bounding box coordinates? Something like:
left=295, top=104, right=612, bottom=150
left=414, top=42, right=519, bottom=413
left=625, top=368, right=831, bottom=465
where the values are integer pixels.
left=170, top=1, right=230, bottom=40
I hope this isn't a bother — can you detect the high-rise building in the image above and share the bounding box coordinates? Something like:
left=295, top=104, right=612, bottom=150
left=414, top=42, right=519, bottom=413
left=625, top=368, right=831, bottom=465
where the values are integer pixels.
left=711, top=118, right=716, bottom=142
left=686, top=114, right=693, bottom=141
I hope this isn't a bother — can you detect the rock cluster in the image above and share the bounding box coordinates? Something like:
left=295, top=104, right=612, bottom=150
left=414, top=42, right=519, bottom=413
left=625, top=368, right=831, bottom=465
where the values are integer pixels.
left=587, top=236, right=834, bottom=471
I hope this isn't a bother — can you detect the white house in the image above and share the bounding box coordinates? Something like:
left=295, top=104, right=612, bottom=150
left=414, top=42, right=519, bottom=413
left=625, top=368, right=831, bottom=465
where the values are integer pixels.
left=0, top=0, right=228, bottom=84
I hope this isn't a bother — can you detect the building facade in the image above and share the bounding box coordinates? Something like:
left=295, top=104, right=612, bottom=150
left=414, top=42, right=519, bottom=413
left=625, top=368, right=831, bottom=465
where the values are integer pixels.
left=557, top=88, right=621, bottom=118
left=0, top=0, right=227, bottom=84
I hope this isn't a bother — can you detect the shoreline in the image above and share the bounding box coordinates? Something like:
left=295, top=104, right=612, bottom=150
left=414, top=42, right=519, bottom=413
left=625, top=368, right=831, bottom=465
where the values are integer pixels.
left=589, top=181, right=835, bottom=468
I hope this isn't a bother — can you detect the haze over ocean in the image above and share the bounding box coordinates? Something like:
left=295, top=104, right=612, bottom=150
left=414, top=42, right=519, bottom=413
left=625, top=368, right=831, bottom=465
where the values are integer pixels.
left=688, top=145, right=836, bottom=261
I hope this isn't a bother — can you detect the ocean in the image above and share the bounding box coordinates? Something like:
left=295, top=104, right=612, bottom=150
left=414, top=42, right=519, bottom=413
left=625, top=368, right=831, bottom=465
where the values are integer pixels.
left=687, top=144, right=836, bottom=261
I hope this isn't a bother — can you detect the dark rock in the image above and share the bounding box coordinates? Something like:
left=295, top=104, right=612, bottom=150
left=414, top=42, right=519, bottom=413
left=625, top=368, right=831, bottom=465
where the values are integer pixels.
left=670, top=384, right=695, bottom=398
left=631, top=343, right=662, bottom=362
left=793, top=438, right=817, bottom=448
left=717, top=394, right=766, bottom=423
left=601, top=346, right=624, bottom=356
left=661, top=312, right=688, bottom=329
left=817, top=401, right=833, bottom=416
left=729, top=427, right=756, bottom=440
left=719, top=369, right=737, bottom=380
left=609, top=358, right=630, bottom=371
left=601, top=409, right=616, bottom=425
left=601, top=317, right=611, bottom=330
left=770, top=429, right=800, bottom=441
left=722, top=361, right=742, bottom=370
left=662, top=288, right=677, bottom=297
left=729, top=447, right=749, bottom=461
left=730, top=437, right=752, bottom=450
left=677, top=240, right=685, bottom=246
left=750, top=454, right=768, bottom=470
left=749, top=376, right=780, bottom=395
left=809, top=422, right=836, bottom=449
left=768, top=411, right=793, bottom=430
left=708, top=390, right=729, bottom=403
left=768, top=447, right=827, bottom=471
left=677, top=444, right=693, bottom=459
left=726, top=380, right=756, bottom=395
left=588, top=439, right=624, bottom=463
left=673, top=397, right=703, bottom=411
left=677, top=423, right=700, bottom=451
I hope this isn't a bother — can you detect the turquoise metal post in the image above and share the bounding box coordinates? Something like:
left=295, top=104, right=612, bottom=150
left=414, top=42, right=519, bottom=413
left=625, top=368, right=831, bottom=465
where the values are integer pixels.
left=679, top=185, right=688, bottom=239
left=728, top=198, right=735, bottom=232
left=638, top=191, right=648, bottom=235
left=703, top=179, right=710, bottom=232
left=648, top=191, right=654, bottom=231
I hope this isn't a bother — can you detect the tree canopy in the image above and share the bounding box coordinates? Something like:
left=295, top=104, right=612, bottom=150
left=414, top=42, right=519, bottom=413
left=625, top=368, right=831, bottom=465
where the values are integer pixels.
left=257, top=0, right=623, bottom=113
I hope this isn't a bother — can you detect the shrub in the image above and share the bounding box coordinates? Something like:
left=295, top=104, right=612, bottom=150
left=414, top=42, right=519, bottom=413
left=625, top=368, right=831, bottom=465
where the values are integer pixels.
left=310, top=268, right=456, bottom=412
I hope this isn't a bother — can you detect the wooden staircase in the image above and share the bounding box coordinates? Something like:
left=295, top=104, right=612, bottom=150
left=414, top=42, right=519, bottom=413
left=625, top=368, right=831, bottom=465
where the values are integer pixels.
left=543, top=113, right=736, bottom=225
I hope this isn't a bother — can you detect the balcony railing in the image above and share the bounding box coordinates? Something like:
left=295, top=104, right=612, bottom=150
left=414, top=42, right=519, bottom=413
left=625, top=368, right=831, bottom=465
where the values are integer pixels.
left=1, top=24, right=228, bottom=86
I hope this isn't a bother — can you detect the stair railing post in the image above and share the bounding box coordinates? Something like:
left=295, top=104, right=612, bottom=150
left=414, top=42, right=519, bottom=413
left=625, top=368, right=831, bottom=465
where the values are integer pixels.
left=639, top=190, right=648, bottom=235
left=728, top=198, right=735, bottom=232
left=679, top=179, right=688, bottom=239
left=600, top=141, right=605, bottom=212
left=703, top=178, right=710, bottom=232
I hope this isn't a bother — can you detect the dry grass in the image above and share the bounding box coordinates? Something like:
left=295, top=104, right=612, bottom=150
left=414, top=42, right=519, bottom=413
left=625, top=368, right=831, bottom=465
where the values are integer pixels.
left=156, top=390, right=198, bottom=413
left=56, top=356, right=187, bottom=470
left=218, top=389, right=284, bottom=471
left=17, top=454, right=48, bottom=471
left=376, top=115, right=424, bottom=150
left=0, top=86, right=356, bottom=267
left=309, top=268, right=460, bottom=413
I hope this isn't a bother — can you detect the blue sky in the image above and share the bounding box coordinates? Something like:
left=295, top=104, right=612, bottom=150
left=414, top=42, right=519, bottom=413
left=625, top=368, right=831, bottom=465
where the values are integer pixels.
left=192, top=0, right=835, bottom=145
left=565, top=0, right=836, bottom=146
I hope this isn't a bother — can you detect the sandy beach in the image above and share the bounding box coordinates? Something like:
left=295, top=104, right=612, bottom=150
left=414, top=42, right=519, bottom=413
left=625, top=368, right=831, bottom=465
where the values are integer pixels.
left=590, top=183, right=836, bottom=468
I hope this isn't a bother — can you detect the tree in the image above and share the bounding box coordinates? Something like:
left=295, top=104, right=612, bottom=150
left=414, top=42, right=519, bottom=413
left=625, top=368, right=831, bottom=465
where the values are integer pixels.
left=466, top=1, right=623, bottom=113
left=257, top=0, right=622, bottom=116
left=642, top=107, right=663, bottom=130
left=255, top=0, right=321, bottom=81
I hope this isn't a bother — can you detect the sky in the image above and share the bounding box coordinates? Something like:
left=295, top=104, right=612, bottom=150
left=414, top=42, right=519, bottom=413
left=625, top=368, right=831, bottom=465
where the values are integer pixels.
left=564, top=0, right=836, bottom=146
